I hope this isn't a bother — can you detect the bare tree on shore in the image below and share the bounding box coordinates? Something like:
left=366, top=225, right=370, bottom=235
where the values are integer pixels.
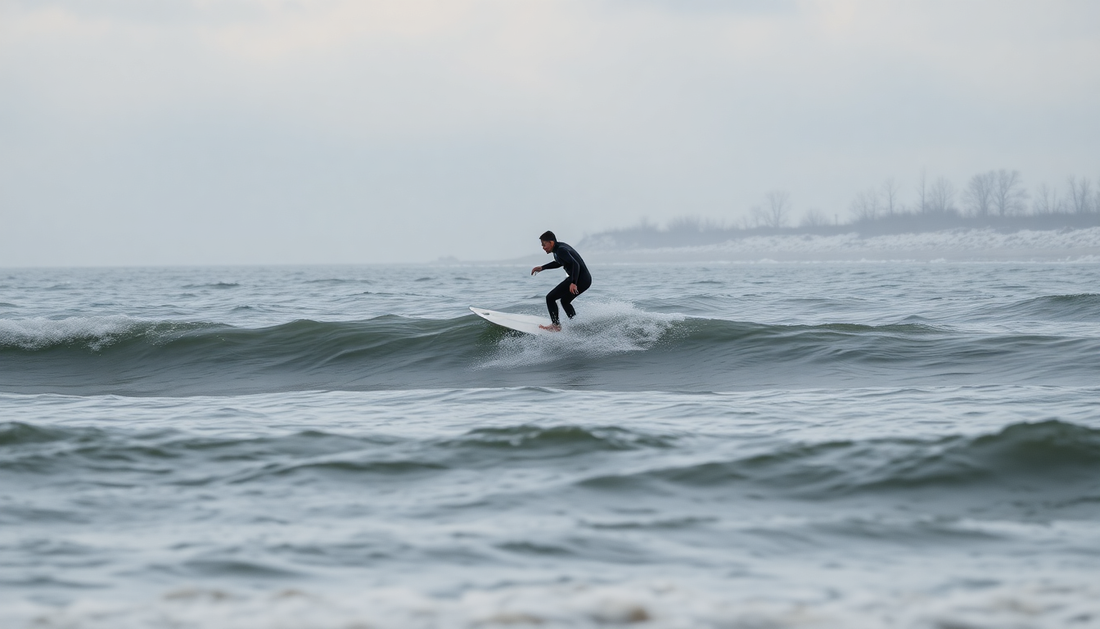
left=756, top=190, right=791, bottom=228
left=1067, top=176, right=1095, bottom=214
left=800, top=208, right=829, bottom=228
left=916, top=169, right=929, bottom=214
left=881, top=178, right=902, bottom=216
left=850, top=188, right=881, bottom=222
left=993, top=169, right=1028, bottom=216
left=928, top=177, right=957, bottom=214
left=739, top=210, right=759, bottom=230
left=963, top=171, right=996, bottom=217
left=1032, top=183, right=1064, bottom=214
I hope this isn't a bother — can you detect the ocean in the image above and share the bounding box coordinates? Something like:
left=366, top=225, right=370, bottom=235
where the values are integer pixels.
left=2, top=258, right=1099, bottom=628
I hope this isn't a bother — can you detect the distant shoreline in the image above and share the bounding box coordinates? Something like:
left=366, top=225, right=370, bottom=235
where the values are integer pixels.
left=581, top=226, right=1100, bottom=263
left=431, top=224, right=1100, bottom=265
left=582, top=212, right=1100, bottom=248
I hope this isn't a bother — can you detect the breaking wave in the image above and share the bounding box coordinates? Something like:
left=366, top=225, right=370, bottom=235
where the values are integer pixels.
left=2, top=303, right=1099, bottom=395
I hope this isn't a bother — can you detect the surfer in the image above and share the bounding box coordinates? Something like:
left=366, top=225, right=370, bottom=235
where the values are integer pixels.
left=531, top=231, right=592, bottom=331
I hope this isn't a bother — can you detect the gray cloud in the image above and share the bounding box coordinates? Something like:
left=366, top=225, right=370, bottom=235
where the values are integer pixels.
left=1, top=0, right=1098, bottom=266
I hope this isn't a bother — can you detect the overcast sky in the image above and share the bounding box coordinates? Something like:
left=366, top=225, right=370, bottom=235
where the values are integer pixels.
left=2, top=0, right=1098, bottom=266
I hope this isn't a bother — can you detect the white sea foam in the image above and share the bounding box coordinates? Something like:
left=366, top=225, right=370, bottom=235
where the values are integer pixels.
left=12, top=580, right=1098, bottom=629
left=479, top=300, right=683, bottom=369
left=0, top=316, right=146, bottom=350
left=0, top=316, right=208, bottom=350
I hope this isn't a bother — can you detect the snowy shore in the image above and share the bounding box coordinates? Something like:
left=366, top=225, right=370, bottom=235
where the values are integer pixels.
left=582, top=227, right=1100, bottom=263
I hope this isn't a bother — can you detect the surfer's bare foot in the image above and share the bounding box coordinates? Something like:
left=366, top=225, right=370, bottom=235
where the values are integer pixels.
left=539, top=323, right=562, bottom=332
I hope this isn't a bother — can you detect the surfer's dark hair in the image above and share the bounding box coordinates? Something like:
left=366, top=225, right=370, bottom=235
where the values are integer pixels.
left=540, top=231, right=556, bottom=242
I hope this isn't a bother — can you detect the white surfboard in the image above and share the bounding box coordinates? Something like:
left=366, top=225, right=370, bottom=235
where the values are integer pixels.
left=469, top=307, right=554, bottom=335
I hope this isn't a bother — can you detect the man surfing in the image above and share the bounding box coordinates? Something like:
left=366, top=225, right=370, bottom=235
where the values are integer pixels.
left=531, top=231, right=592, bottom=331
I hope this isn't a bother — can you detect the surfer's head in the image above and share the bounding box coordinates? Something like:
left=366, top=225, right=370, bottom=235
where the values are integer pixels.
left=540, top=231, right=556, bottom=253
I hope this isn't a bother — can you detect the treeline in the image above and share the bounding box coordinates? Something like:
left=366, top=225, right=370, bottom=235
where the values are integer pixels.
left=583, top=170, right=1100, bottom=249
left=844, top=170, right=1099, bottom=233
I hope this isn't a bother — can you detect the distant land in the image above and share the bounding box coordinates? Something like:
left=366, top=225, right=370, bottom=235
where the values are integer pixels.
left=569, top=211, right=1100, bottom=262
left=434, top=220, right=1100, bottom=265
left=573, top=171, right=1100, bottom=262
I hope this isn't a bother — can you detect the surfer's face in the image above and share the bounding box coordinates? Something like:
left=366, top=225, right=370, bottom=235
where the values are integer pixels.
left=541, top=240, right=554, bottom=254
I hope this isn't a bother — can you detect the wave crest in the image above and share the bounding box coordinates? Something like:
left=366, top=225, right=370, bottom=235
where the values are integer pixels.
left=0, top=316, right=213, bottom=351
left=581, top=420, right=1100, bottom=498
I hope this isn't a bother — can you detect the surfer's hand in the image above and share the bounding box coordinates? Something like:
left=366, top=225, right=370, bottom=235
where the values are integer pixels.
left=531, top=266, right=542, bottom=275
left=570, top=283, right=578, bottom=294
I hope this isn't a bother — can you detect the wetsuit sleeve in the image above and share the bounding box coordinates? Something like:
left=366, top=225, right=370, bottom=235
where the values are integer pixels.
left=541, top=260, right=562, bottom=270
left=557, top=250, right=581, bottom=283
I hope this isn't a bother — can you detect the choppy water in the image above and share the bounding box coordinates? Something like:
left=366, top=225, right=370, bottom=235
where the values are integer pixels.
left=2, top=262, right=1099, bottom=628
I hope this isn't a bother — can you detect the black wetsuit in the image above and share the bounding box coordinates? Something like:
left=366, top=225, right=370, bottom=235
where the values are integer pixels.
left=541, top=242, right=592, bottom=325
